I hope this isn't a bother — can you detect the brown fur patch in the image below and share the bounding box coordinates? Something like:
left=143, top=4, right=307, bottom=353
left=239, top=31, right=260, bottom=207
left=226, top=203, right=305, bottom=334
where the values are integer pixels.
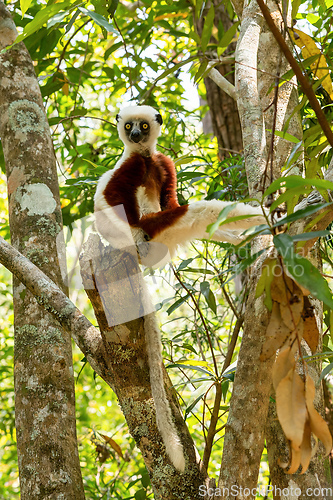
left=103, top=152, right=188, bottom=238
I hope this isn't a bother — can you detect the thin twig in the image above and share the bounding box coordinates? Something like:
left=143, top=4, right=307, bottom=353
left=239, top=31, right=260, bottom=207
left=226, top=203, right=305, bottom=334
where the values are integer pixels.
left=202, top=381, right=222, bottom=470
left=221, top=314, right=244, bottom=375
left=55, top=20, right=90, bottom=74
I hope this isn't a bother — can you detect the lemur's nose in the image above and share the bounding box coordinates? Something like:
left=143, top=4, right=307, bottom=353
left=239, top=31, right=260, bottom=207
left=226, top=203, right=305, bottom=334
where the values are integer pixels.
left=130, top=129, right=142, bottom=142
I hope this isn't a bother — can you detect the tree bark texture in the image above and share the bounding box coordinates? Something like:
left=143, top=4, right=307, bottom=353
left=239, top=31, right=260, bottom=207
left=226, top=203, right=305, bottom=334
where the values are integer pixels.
left=79, top=234, right=209, bottom=500
left=233, top=0, right=267, bottom=197
left=0, top=3, right=85, bottom=498
left=216, top=0, right=327, bottom=497
left=0, top=232, right=210, bottom=499
left=265, top=168, right=333, bottom=498
left=257, top=0, right=303, bottom=181
left=218, top=268, right=273, bottom=500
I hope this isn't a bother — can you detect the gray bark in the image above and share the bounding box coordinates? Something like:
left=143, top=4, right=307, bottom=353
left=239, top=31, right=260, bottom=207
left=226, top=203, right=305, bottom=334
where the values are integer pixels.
left=216, top=0, right=330, bottom=497
left=0, top=2, right=84, bottom=498
left=79, top=234, right=209, bottom=499
left=0, top=233, right=210, bottom=499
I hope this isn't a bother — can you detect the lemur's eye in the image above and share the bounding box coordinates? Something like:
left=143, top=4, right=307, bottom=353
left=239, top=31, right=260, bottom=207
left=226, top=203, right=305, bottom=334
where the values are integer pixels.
left=142, top=122, right=149, bottom=130
left=125, top=123, right=132, bottom=130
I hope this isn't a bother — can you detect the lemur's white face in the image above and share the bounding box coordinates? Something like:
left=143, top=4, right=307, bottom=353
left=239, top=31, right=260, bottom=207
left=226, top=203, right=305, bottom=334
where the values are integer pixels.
left=116, top=105, right=162, bottom=154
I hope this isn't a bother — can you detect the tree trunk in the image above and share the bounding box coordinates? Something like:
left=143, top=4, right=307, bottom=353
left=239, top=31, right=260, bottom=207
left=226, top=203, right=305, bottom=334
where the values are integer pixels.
left=0, top=3, right=84, bottom=498
left=197, top=0, right=243, bottom=158
left=213, top=0, right=330, bottom=497
left=0, top=232, right=210, bottom=498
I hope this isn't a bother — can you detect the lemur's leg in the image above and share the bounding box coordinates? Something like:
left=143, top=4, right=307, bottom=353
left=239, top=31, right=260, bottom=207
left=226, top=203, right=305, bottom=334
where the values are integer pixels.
left=95, top=205, right=150, bottom=251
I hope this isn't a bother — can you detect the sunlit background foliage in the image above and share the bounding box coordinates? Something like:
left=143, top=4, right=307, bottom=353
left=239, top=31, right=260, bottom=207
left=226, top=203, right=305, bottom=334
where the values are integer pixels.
left=1, top=0, right=333, bottom=497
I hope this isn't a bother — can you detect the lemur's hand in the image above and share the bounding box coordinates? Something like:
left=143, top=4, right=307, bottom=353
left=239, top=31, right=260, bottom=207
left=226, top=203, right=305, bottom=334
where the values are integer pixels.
left=136, top=230, right=151, bottom=258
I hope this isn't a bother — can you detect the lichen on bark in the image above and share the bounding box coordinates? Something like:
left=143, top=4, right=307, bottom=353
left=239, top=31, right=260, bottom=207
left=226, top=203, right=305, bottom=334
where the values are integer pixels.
left=0, top=2, right=85, bottom=498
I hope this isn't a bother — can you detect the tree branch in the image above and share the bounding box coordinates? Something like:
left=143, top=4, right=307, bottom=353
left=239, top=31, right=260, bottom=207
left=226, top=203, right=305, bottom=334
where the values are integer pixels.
left=0, top=233, right=209, bottom=497
left=0, top=235, right=109, bottom=378
left=234, top=0, right=267, bottom=195
left=207, top=66, right=236, bottom=100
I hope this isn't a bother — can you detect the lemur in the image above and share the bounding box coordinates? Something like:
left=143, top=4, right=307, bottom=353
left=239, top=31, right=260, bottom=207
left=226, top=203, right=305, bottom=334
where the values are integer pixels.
left=94, top=105, right=268, bottom=471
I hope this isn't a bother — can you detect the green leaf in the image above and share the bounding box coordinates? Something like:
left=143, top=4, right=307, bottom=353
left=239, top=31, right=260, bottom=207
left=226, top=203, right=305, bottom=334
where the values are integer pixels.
left=184, top=392, right=206, bottom=417
left=47, top=10, right=70, bottom=28
left=15, top=3, right=70, bottom=43
left=255, top=263, right=269, bottom=299
left=292, top=0, right=302, bottom=19
left=168, top=361, right=215, bottom=376
left=273, top=130, right=301, bottom=144
left=270, top=186, right=310, bottom=212
left=177, top=258, right=194, bottom=270
left=143, top=55, right=198, bottom=93
left=255, top=257, right=276, bottom=311
left=291, top=230, right=331, bottom=242
left=181, top=343, right=198, bottom=354
left=41, top=71, right=67, bottom=97
left=319, top=361, right=333, bottom=382
left=194, top=59, right=209, bottom=83
left=78, top=7, right=119, bottom=34
left=285, top=140, right=303, bottom=171
left=200, top=3, right=214, bottom=52
left=224, top=249, right=267, bottom=284
left=221, top=364, right=236, bottom=380
left=273, top=233, right=293, bottom=257
left=200, top=281, right=217, bottom=314
left=134, top=489, right=147, bottom=500
left=272, top=202, right=332, bottom=227
left=207, top=203, right=237, bottom=235
left=174, top=156, right=198, bottom=167
left=209, top=213, right=267, bottom=237
left=108, top=0, right=119, bottom=18
left=189, top=29, right=201, bottom=44
left=166, top=295, right=189, bottom=315
left=264, top=175, right=333, bottom=198
left=65, top=8, right=80, bottom=32
left=217, top=21, right=239, bottom=49
left=195, top=0, right=205, bottom=20
left=20, top=0, right=33, bottom=17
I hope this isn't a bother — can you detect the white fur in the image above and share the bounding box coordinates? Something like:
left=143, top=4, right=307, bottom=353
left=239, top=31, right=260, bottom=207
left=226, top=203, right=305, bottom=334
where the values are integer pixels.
left=94, top=105, right=267, bottom=471
left=117, top=105, right=161, bottom=158
left=95, top=106, right=267, bottom=266
left=144, top=309, right=185, bottom=472
left=136, top=185, right=161, bottom=216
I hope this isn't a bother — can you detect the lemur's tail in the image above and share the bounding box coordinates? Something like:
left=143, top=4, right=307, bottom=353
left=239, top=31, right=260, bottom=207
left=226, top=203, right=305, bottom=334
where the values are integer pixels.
left=144, top=312, right=185, bottom=472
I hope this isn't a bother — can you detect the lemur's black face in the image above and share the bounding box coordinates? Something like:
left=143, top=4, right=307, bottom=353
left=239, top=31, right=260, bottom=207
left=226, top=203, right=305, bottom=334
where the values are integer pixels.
left=124, top=120, right=150, bottom=143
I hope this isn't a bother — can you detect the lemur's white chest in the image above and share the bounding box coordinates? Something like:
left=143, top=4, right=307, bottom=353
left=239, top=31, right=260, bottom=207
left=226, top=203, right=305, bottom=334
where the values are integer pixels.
left=136, top=186, right=160, bottom=216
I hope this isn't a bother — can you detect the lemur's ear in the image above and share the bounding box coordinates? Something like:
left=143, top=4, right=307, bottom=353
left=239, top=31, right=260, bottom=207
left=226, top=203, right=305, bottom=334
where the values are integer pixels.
left=155, top=113, right=163, bottom=125
left=116, top=113, right=120, bottom=122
